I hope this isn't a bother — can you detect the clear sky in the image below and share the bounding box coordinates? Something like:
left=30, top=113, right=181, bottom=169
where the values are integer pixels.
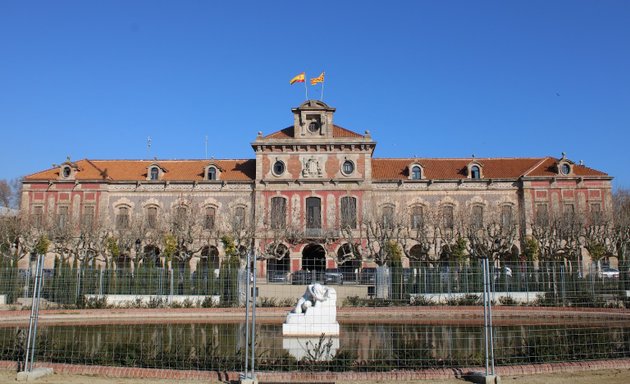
left=1, top=1, right=628, bottom=188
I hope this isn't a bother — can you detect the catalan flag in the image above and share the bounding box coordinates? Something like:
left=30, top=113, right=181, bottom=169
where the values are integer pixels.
left=289, top=72, right=305, bottom=85
left=310, top=72, right=325, bottom=85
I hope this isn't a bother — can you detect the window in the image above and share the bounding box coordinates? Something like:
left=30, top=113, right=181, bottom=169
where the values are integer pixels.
left=306, top=197, right=321, bottom=229
left=62, top=166, right=71, bottom=178
left=234, top=206, right=246, bottom=229
left=116, top=207, right=129, bottom=229
left=560, top=163, right=571, bottom=175
left=411, top=205, right=424, bottom=229
left=590, top=203, right=602, bottom=224
left=207, top=167, right=217, bottom=180
left=150, top=167, right=159, bottom=181
left=174, top=206, right=187, bottom=229
left=146, top=206, right=158, bottom=229
left=272, top=161, right=285, bottom=176
left=382, top=205, right=394, bottom=229
left=563, top=203, right=575, bottom=222
left=307, top=115, right=321, bottom=133
left=204, top=206, right=216, bottom=230
left=535, top=203, right=548, bottom=226
left=340, top=196, right=357, bottom=229
left=270, top=197, right=287, bottom=229
left=471, top=165, right=481, bottom=179
left=501, top=205, right=513, bottom=228
left=472, top=205, right=484, bottom=228
left=342, top=160, right=355, bottom=175
left=442, top=205, right=454, bottom=230
left=411, top=166, right=421, bottom=180
left=57, top=206, right=69, bottom=230
left=82, top=206, right=95, bottom=229
left=32, top=206, right=43, bottom=227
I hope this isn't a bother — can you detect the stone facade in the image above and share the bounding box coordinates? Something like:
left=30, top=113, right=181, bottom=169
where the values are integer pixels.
left=21, top=100, right=613, bottom=274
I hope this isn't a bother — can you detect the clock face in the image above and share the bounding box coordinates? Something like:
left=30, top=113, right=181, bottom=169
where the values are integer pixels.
left=308, top=120, right=320, bottom=133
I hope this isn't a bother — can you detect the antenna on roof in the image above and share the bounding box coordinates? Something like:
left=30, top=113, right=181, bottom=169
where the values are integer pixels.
left=205, top=135, right=208, bottom=160
left=147, top=136, right=152, bottom=160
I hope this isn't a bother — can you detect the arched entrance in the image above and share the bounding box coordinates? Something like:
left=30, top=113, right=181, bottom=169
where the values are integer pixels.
left=302, top=243, right=326, bottom=273
left=337, top=243, right=361, bottom=282
left=199, top=245, right=220, bottom=271
left=143, top=245, right=162, bottom=267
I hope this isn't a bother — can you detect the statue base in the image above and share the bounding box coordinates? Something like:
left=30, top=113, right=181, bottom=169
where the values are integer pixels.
left=282, top=320, right=340, bottom=337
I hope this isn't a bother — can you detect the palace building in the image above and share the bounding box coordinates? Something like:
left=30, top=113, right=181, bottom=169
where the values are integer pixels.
left=21, top=100, right=613, bottom=277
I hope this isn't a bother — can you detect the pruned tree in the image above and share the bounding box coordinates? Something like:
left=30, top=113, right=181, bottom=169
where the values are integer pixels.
left=362, top=201, right=406, bottom=266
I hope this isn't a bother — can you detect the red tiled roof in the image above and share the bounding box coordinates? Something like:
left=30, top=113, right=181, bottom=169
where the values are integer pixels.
left=371, top=157, right=609, bottom=180
left=523, top=157, right=608, bottom=177
left=263, top=125, right=364, bottom=139
left=24, top=159, right=256, bottom=182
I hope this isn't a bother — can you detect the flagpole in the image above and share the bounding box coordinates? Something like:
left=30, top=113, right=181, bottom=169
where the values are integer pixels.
left=321, top=76, right=324, bottom=101
left=304, top=76, right=308, bottom=100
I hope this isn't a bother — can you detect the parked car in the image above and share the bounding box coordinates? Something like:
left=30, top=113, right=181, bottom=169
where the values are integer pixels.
left=291, top=270, right=313, bottom=285
left=598, top=267, right=619, bottom=279
left=324, top=268, right=343, bottom=285
left=268, top=270, right=289, bottom=283
left=359, top=268, right=376, bottom=285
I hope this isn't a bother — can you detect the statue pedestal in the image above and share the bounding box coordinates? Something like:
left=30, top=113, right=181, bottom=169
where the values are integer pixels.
left=282, top=337, right=340, bottom=361
left=282, top=284, right=340, bottom=336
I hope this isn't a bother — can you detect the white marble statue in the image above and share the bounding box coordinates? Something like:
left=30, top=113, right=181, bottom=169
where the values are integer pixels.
left=282, top=283, right=340, bottom=336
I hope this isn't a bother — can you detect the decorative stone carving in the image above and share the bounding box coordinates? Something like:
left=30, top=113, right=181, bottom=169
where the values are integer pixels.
left=282, top=283, right=339, bottom=336
left=302, top=157, right=323, bottom=178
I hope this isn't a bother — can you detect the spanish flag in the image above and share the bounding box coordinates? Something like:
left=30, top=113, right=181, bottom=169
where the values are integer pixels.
left=310, top=72, right=325, bottom=85
left=289, top=72, right=305, bottom=85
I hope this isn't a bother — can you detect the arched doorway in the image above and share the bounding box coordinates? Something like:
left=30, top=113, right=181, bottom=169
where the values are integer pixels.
left=337, top=243, right=361, bottom=282
left=409, top=244, right=429, bottom=267
left=143, top=245, right=162, bottom=267
left=302, top=243, right=326, bottom=273
left=200, top=246, right=220, bottom=271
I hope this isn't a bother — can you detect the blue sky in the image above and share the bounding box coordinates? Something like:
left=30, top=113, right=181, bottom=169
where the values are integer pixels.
left=1, top=1, right=628, bottom=188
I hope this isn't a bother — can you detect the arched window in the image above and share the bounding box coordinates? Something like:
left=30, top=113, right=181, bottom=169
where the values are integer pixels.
left=146, top=206, right=158, bottom=229
left=410, top=205, right=424, bottom=229
left=116, top=206, right=129, bottom=229
left=204, top=206, right=216, bottom=230
left=340, top=196, right=357, bottom=229
left=150, top=167, right=159, bottom=180
left=411, top=165, right=421, bottom=180
left=207, top=167, right=217, bottom=180
left=471, top=165, right=481, bottom=179
left=442, top=205, right=454, bottom=230
left=472, top=205, right=484, bottom=228
left=382, top=205, right=394, bottom=229
left=270, top=197, right=287, bottom=229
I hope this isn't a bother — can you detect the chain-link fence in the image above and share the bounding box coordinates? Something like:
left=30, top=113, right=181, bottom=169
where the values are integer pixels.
left=1, top=259, right=629, bottom=375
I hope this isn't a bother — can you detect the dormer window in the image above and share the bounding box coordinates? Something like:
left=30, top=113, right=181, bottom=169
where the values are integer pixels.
left=466, top=161, right=484, bottom=179
left=150, top=167, right=159, bottom=180
left=146, top=163, right=165, bottom=181
left=557, top=153, right=573, bottom=176
left=62, top=166, right=72, bottom=179
left=207, top=167, right=217, bottom=180
left=471, top=166, right=481, bottom=179
left=411, top=165, right=421, bottom=180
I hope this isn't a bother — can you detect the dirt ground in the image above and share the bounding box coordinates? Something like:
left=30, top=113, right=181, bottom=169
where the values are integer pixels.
left=2, top=368, right=630, bottom=384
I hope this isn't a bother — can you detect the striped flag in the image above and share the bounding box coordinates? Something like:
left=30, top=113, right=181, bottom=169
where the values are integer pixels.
left=290, top=72, right=305, bottom=85
left=310, top=72, right=325, bottom=85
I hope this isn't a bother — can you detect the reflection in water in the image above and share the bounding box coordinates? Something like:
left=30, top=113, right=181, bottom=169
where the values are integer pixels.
left=282, top=336, right=339, bottom=361
left=0, top=322, right=628, bottom=371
